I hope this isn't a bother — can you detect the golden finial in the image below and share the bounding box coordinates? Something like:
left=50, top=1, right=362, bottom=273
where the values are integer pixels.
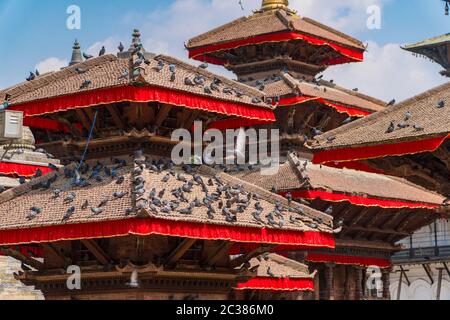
left=260, top=0, right=296, bottom=13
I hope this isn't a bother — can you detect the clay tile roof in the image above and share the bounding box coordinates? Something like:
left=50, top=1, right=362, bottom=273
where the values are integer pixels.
left=234, top=153, right=445, bottom=205
left=263, top=73, right=385, bottom=113
left=309, top=81, right=450, bottom=150
left=1, top=54, right=271, bottom=110
left=248, top=253, right=314, bottom=279
left=403, top=33, right=450, bottom=50
left=0, top=156, right=333, bottom=235
left=187, top=10, right=364, bottom=51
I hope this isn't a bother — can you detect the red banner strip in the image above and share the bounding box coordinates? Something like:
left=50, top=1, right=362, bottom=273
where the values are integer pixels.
left=279, top=96, right=371, bottom=117
left=313, top=134, right=450, bottom=164
left=0, top=217, right=335, bottom=248
left=307, top=253, right=391, bottom=269
left=10, top=85, right=275, bottom=122
left=236, top=277, right=314, bottom=291
left=0, top=162, right=53, bottom=178
left=278, top=189, right=439, bottom=209
left=206, top=118, right=273, bottom=130
left=189, top=31, right=364, bottom=66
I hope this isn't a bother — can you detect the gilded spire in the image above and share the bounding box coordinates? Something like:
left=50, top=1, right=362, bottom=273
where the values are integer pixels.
left=260, top=0, right=295, bottom=13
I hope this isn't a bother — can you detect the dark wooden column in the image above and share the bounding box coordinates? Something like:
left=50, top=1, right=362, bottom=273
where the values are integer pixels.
left=355, top=267, right=364, bottom=300
left=381, top=268, right=391, bottom=300
left=324, top=263, right=335, bottom=300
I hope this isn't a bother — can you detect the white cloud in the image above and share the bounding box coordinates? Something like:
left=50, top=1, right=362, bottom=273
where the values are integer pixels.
left=35, top=57, right=68, bottom=74
left=323, top=41, right=446, bottom=102
left=86, top=36, right=121, bottom=56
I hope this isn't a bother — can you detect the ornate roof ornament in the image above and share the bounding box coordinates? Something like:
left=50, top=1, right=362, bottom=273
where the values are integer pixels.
left=69, top=39, right=83, bottom=66
left=260, top=0, right=296, bottom=14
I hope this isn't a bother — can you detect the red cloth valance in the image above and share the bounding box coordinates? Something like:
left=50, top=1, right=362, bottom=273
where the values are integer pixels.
left=279, top=96, right=371, bottom=117
left=189, top=31, right=364, bottom=66
left=278, top=190, right=440, bottom=209
left=236, top=277, right=314, bottom=291
left=323, top=161, right=385, bottom=174
left=206, top=118, right=273, bottom=130
left=306, top=253, right=391, bottom=269
left=10, top=85, right=275, bottom=122
left=0, top=162, right=53, bottom=177
left=0, top=217, right=335, bottom=248
left=313, top=134, right=450, bottom=164
left=24, top=117, right=83, bottom=133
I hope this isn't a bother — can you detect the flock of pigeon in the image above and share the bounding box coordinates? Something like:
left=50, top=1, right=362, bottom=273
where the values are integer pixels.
left=385, top=99, right=446, bottom=134
left=21, top=154, right=328, bottom=232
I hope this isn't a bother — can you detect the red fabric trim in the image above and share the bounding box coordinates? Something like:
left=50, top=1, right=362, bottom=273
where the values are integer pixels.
left=279, top=96, right=371, bottom=117
left=313, top=134, right=450, bottom=164
left=206, top=118, right=273, bottom=130
left=0, top=163, right=53, bottom=178
left=278, top=190, right=440, bottom=209
left=236, top=277, right=314, bottom=291
left=307, top=253, right=391, bottom=269
left=189, top=31, right=364, bottom=66
left=0, top=217, right=335, bottom=248
left=323, top=161, right=385, bottom=175
left=10, top=85, right=275, bottom=122
left=23, top=117, right=83, bottom=133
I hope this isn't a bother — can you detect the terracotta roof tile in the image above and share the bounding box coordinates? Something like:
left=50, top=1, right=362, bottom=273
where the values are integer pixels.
left=234, top=154, right=445, bottom=205
left=187, top=10, right=364, bottom=51
left=247, top=253, right=313, bottom=279
left=0, top=156, right=333, bottom=234
left=309, top=82, right=450, bottom=150
left=264, top=73, right=385, bottom=113
left=1, top=54, right=271, bottom=110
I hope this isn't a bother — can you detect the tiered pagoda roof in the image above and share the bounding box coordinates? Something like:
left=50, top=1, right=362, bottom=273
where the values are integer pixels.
left=0, top=155, right=334, bottom=248
left=308, top=82, right=450, bottom=195
left=403, top=33, right=450, bottom=77
left=236, top=253, right=315, bottom=291
left=264, top=72, right=385, bottom=117
left=187, top=1, right=365, bottom=68
left=1, top=53, right=273, bottom=122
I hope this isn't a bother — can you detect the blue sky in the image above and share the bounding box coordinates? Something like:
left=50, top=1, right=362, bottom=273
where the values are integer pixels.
left=0, top=0, right=448, bottom=100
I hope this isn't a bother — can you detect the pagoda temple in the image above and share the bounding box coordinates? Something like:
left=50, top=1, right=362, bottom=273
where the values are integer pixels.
left=187, top=0, right=449, bottom=300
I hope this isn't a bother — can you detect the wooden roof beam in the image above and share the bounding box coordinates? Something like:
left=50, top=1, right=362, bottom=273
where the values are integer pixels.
left=343, top=225, right=409, bottom=237
left=42, top=243, right=70, bottom=267
left=2, top=248, right=43, bottom=271
left=155, top=104, right=173, bottom=127
left=165, top=238, right=197, bottom=266
left=202, top=241, right=235, bottom=267
left=106, top=105, right=125, bottom=129
left=81, top=239, right=111, bottom=266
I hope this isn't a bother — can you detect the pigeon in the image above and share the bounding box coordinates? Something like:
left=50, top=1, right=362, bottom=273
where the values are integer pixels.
left=52, top=189, right=62, bottom=199
left=26, top=72, right=36, bottom=81
left=413, top=124, right=424, bottom=132
left=210, top=82, right=220, bottom=92
left=118, top=68, right=129, bottom=80
left=285, top=192, right=293, bottom=204
left=118, top=42, right=125, bottom=52
left=81, top=200, right=89, bottom=210
left=170, top=72, right=176, bottom=82
left=405, top=111, right=412, bottom=121
left=116, top=176, right=125, bottom=185
left=127, top=269, right=140, bottom=288
left=199, top=62, right=208, bottom=69
left=343, top=117, right=353, bottom=125
left=27, top=207, right=42, bottom=220
left=437, top=100, right=445, bottom=109
left=169, top=64, right=176, bottom=73
left=178, top=203, right=194, bottom=215
left=252, top=211, right=264, bottom=224
left=62, top=207, right=76, bottom=222
left=91, top=207, right=104, bottom=215
left=252, top=97, right=262, bottom=104
left=387, top=99, right=396, bottom=107
left=80, top=80, right=92, bottom=90
left=267, top=267, right=275, bottom=278
left=162, top=174, right=171, bottom=183
left=386, top=121, right=395, bottom=134
left=397, top=122, right=410, bottom=129
left=352, top=88, right=359, bottom=92
left=75, top=67, right=87, bottom=74
left=184, top=77, right=194, bottom=86
left=204, top=86, right=212, bottom=94
left=64, top=192, right=76, bottom=203
left=325, top=206, right=333, bottom=215
left=99, top=46, right=106, bottom=56
left=34, top=169, right=43, bottom=178
left=327, top=136, right=336, bottom=143
left=113, top=191, right=128, bottom=199
left=83, top=52, right=93, bottom=60
left=153, top=60, right=165, bottom=72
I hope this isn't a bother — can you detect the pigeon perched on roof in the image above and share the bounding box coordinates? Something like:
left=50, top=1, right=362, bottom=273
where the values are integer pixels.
left=83, top=52, right=93, bottom=60
left=118, top=42, right=125, bottom=53
left=99, top=46, right=106, bottom=56
left=26, top=72, right=36, bottom=82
